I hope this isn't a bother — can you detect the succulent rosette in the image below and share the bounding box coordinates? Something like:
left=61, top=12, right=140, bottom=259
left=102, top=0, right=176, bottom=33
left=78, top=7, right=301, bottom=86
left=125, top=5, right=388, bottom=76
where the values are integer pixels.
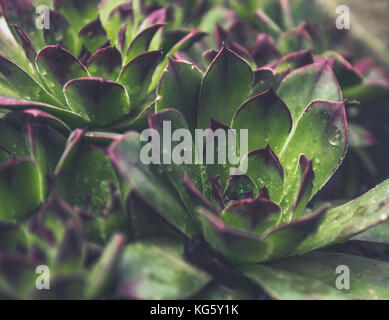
left=0, top=0, right=389, bottom=300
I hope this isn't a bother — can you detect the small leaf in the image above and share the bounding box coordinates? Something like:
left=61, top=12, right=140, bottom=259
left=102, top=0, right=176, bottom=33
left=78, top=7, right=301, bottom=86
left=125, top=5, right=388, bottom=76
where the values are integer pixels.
left=198, top=45, right=253, bottom=129
left=87, top=46, right=122, bottom=80
left=157, top=59, right=203, bottom=133
left=117, top=239, right=211, bottom=299
left=277, top=62, right=342, bottom=125
left=222, top=194, right=280, bottom=235
left=78, top=17, right=107, bottom=53
left=261, top=205, right=327, bottom=261
left=0, top=159, right=42, bottom=223
left=348, top=123, right=376, bottom=148
left=64, top=77, right=130, bottom=126
left=36, top=45, right=89, bottom=104
left=251, top=34, right=280, bottom=67
left=232, top=88, right=292, bottom=154
left=241, top=146, right=284, bottom=203
left=223, top=175, right=256, bottom=202
left=125, top=24, right=163, bottom=64
left=118, top=50, right=162, bottom=107
left=197, top=207, right=268, bottom=264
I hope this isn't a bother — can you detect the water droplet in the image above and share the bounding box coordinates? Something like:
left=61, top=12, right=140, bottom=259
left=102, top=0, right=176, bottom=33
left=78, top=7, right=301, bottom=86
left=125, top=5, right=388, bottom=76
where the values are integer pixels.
left=328, top=126, right=342, bottom=146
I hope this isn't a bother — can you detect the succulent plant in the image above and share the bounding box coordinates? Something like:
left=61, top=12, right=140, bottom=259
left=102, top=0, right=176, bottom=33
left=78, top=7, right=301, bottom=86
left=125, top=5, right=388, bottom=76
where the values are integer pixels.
left=0, top=0, right=389, bottom=300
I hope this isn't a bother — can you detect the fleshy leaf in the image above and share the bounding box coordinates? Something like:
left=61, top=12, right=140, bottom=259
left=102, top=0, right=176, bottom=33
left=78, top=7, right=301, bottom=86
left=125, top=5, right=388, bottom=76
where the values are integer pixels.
left=0, top=0, right=45, bottom=48
left=84, top=234, right=126, bottom=299
left=0, top=97, right=88, bottom=129
left=348, top=123, right=376, bottom=148
left=277, top=62, right=342, bottom=125
left=64, top=77, right=130, bottom=126
left=279, top=100, right=348, bottom=205
left=118, top=50, right=162, bottom=108
left=0, top=159, right=42, bottom=223
left=124, top=24, right=163, bottom=64
left=294, top=179, right=389, bottom=255
left=156, top=59, right=203, bottom=133
left=0, top=54, right=60, bottom=106
left=78, top=17, right=107, bottom=53
left=222, top=194, right=280, bottom=235
left=23, top=122, right=66, bottom=199
left=240, top=263, right=348, bottom=300
left=36, top=45, right=89, bottom=105
left=117, top=240, right=210, bottom=299
left=54, top=0, right=98, bottom=34
left=268, top=252, right=389, bottom=300
left=0, top=119, right=29, bottom=165
left=197, top=207, right=268, bottom=264
left=240, top=146, right=284, bottom=203
left=223, top=175, right=256, bottom=202
left=251, top=34, right=280, bottom=67
left=260, top=205, right=327, bottom=261
left=148, top=109, right=202, bottom=206
left=43, top=10, right=75, bottom=52
left=87, top=46, right=122, bottom=80
left=198, top=45, right=253, bottom=129
left=11, top=24, right=36, bottom=64
left=54, top=131, right=120, bottom=214
left=232, top=88, right=292, bottom=154
left=108, top=132, right=198, bottom=237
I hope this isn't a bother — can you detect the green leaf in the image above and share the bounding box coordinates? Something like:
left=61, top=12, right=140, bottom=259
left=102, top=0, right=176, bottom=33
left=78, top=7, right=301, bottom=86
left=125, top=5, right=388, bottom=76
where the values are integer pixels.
left=241, top=146, right=284, bottom=203
left=294, top=179, right=389, bottom=255
left=148, top=109, right=202, bottom=207
left=240, top=263, right=348, bottom=300
left=84, top=234, right=126, bottom=299
left=108, top=132, right=198, bottom=237
left=198, top=45, right=253, bottom=129
left=268, top=251, right=389, bottom=300
left=43, top=10, right=76, bottom=53
left=124, top=24, right=163, bottom=64
left=0, top=159, right=42, bottom=223
left=86, top=46, right=122, bottom=80
left=0, top=54, right=60, bottom=106
left=118, top=50, right=162, bottom=108
left=36, top=45, right=89, bottom=105
left=222, top=194, right=280, bottom=236
left=0, top=119, right=29, bottom=165
left=64, top=77, right=130, bottom=126
left=277, top=62, right=342, bottom=125
left=54, top=0, right=98, bottom=34
left=117, top=239, right=211, bottom=299
left=279, top=100, right=348, bottom=210
left=232, top=88, right=292, bottom=155
left=353, top=220, right=389, bottom=244
left=156, top=59, right=203, bottom=133
left=54, top=131, right=120, bottom=214
left=0, top=0, right=45, bottom=48
left=23, top=122, right=66, bottom=199
left=260, top=205, right=327, bottom=261
left=197, top=207, right=269, bottom=264
left=78, top=18, right=108, bottom=53
left=0, top=97, right=88, bottom=129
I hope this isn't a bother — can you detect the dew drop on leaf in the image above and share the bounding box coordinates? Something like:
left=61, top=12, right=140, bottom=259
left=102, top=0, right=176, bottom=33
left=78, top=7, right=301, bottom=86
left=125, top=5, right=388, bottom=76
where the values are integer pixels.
left=328, top=126, right=342, bottom=146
